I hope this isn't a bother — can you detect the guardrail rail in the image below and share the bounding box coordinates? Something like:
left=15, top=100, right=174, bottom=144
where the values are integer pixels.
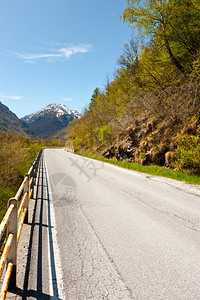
left=0, top=149, right=42, bottom=299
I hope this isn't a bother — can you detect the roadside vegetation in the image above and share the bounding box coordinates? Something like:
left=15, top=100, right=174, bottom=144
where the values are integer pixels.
left=77, top=152, right=200, bottom=185
left=67, top=0, right=200, bottom=178
left=0, top=132, right=64, bottom=220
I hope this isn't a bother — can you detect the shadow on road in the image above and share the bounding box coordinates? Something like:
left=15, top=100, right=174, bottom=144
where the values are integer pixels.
left=18, top=156, right=62, bottom=300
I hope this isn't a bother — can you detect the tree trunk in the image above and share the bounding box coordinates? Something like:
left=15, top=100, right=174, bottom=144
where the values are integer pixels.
left=161, top=17, right=186, bottom=74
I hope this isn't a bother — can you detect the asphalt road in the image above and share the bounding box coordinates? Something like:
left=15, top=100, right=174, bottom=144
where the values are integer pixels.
left=43, top=149, right=200, bottom=300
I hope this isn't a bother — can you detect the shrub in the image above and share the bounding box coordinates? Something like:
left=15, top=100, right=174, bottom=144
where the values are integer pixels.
left=99, top=125, right=114, bottom=144
left=174, top=134, right=200, bottom=174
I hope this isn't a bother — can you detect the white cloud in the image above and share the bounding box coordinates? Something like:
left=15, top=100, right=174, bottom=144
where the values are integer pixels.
left=62, top=98, right=72, bottom=102
left=59, top=46, right=90, bottom=57
left=0, top=93, right=22, bottom=100
left=14, top=52, right=60, bottom=60
left=12, top=44, right=92, bottom=63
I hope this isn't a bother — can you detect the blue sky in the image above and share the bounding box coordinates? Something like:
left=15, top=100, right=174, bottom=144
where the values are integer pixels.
left=0, top=0, right=132, bottom=118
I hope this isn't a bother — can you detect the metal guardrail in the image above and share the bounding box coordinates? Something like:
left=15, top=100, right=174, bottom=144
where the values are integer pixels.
left=0, top=149, right=43, bottom=299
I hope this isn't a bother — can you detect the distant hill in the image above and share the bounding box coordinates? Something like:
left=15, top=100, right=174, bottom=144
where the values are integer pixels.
left=22, top=103, right=80, bottom=138
left=49, top=126, right=68, bottom=140
left=0, top=101, right=34, bottom=136
left=49, top=120, right=74, bottom=140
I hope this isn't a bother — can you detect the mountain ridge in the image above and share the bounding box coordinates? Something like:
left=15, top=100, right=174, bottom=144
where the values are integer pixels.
left=22, top=103, right=80, bottom=138
left=0, top=101, right=35, bottom=137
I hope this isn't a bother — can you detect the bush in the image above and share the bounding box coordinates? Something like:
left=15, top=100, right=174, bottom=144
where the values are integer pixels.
left=0, top=188, right=16, bottom=221
left=174, top=134, right=200, bottom=174
left=99, top=125, right=114, bottom=144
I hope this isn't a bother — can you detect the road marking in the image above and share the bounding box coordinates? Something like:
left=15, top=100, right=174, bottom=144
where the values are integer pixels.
left=44, top=155, right=65, bottom=299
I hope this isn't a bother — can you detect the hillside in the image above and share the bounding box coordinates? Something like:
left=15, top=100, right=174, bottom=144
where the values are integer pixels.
left=22, top=103, right=80, bottom=138
left=67, top=0, right=200, bottom=175
left=0, top=132, right=65, bottom=220
left=0, top=101, right=34, bottom=137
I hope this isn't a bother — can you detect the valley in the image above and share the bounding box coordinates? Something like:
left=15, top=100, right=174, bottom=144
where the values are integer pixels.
left=0, top=102, right=80, bottom=139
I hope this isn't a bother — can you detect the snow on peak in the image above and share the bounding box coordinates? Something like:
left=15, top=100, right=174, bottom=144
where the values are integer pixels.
left=22, top=103, right=80, bottom=123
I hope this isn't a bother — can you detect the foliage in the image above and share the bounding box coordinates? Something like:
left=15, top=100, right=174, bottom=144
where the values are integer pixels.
left=0, top=188, right=15, bottom=222
left=89, top=87, right=101, bottom=109
left=191, top=53, right=200, bottom=80
left=99, top=125, right=114, bottom=144
left=0, top=132, right=65, bottom=220
left=67, top=0, right=200, bottom=176
left=174, top=135, right=200, bottom=174
left=77, top=152, right=200, bottom=185
left=0, top=133, right=39, bottom=188
left=123, top=0, right=200, bottom=73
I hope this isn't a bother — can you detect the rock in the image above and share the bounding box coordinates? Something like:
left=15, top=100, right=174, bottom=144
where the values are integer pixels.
left=101, top=146, right=115, bottom=158
left=165, top=151, right=175, bottom=167
left=101, top=113, right=199, bottom=168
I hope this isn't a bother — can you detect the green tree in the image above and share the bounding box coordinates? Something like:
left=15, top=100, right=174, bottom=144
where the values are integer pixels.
left=89, top=87, right=100, bottom=108
left=122, top=0, right=200, bottom=73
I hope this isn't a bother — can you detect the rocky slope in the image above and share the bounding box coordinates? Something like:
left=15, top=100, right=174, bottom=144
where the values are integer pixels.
left=102, top=114, right=200, bottom=169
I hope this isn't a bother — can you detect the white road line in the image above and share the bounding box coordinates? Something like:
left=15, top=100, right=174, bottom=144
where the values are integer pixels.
left=44, top=155, right=65, bottom=299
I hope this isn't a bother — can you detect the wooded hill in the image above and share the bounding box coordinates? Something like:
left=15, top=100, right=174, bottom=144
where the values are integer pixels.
left=0, top=133, right=65, bottom=220
left=67, top=0, right=200, bottom=175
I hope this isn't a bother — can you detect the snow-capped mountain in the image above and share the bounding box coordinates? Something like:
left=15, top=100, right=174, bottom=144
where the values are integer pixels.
left=22, top=103, right=80, bottom=138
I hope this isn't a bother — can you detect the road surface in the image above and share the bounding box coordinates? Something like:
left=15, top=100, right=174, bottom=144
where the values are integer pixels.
left=24, top=148, right=200, bottom=299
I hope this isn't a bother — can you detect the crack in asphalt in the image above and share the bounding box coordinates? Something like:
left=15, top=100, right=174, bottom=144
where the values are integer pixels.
left=80, top=204, right=134, bottom=299
left=123, top=190, right=199, bottom=233
left=97, top=174, right=199, bottom=233
left=58, top=202, right=134, bottom=300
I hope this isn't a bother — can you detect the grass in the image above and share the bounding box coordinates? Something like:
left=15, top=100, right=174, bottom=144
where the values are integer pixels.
left=76, top=151, right=200, bottom=185
left=0, top=188, right=18, bottom=221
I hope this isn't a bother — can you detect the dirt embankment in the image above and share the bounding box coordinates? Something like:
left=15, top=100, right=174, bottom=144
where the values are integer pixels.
left=102, top=114, right=200, bottom=168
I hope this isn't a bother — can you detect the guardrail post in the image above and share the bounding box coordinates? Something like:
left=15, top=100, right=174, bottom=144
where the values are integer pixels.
left=24, top=174, right=30, bottom=224
left=7, top=198, right=18, bottom=290
left=32, top=161, right=37, bottom=196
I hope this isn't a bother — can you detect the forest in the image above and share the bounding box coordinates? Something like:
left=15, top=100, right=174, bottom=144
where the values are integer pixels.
left=67, top=0, right=200, bottom=175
